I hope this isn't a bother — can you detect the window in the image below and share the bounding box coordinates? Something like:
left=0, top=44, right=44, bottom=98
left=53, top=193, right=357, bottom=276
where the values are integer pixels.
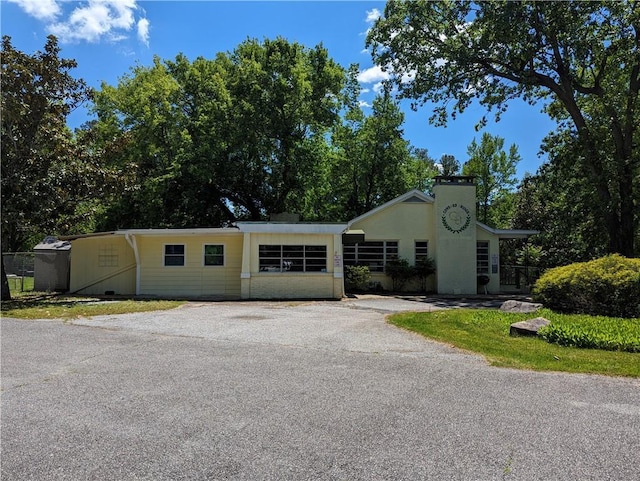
left=477, top=241, right=489, bottom=274
left=204, top=244, right=224, bottom=266
left=414, top=241, right=429, bottom=264
left=98, top=244, right=119, bottom=267
left=343, top=241, right=398, bottom=272
left=258, top=245, right=327, bottom=272
left=164, top=244, right=185, bottom=266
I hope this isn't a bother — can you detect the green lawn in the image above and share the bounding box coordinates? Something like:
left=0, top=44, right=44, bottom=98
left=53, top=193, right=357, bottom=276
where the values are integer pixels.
left=1, top=294, right=184, bottom=319
left=389, top=309, right=640, bottom=377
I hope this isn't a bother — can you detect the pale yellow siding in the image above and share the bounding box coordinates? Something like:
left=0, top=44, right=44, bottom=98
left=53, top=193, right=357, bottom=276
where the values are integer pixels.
left=433, top=181, right=478, bottom=294
left=242, top=232, right=342, bottom=299
left=350, top=200, right=436, bottom=291
left=69, top=236, right=136, bottom=295
left=136, top=234, right=243, bottom=298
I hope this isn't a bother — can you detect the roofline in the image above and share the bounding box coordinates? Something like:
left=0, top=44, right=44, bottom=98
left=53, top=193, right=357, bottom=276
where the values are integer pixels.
left=476, top=222, right=540, bottom=239
left=58, top=232, right=117, bottom=241
left=347, top=189, right=434, bottom=227
left=60, top=228, right=241, bottom=241
left=236, top=222, right=347, bottom=234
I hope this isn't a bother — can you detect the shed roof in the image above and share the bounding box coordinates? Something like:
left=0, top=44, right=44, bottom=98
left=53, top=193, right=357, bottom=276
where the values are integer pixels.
left=34, top=236, right=71, bottom=251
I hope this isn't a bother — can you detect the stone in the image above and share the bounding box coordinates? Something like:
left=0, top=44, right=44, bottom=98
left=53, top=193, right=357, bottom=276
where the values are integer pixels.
left=500, top=300, right=543, bottom=313
left=510, top=317, right=550, bottom=337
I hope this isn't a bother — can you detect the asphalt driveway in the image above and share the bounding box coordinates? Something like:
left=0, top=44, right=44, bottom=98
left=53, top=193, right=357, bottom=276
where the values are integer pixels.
left=2, top=297, right=639, bottom=480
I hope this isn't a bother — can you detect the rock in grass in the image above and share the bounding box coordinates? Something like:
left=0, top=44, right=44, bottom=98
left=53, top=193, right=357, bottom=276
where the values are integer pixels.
left=510, top=317, right=550, bottom=337
left=500, top=300, right=543, bottom=313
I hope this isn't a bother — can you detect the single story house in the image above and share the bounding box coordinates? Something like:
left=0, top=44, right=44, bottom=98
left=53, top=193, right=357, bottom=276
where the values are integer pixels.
left=62, top=176, right=538, bottom=299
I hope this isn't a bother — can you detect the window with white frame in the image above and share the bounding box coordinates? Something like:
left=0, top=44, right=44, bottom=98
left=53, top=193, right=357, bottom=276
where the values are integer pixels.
left=164, top=244, right=185, bottom=266
left=477, top=241, right=489, bottom=274
left=204, top=244, right=224, bottom=266
left=414, top=241, right=429, bottom=264
left=258, top=245, right=327, bottom=272
left=343, top=241, right=398, bottom=272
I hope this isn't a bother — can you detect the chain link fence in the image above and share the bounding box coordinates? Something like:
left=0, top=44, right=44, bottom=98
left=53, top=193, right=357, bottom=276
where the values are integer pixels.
left=3, top=252, right=35, bottom=293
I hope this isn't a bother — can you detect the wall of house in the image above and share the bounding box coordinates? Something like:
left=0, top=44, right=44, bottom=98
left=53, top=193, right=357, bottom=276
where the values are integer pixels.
left=69, top=236, right=136, bottom=295
left=240, top=232, right=343, bottom=299
left=433, top=181, right=478, bottom=295
left=349, top=199, right=437, bottom=292
left=135, top=233, right=243, bottom=298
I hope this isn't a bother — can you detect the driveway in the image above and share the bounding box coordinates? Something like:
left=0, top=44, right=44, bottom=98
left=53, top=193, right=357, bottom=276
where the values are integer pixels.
left=2, top=297, right=639, bottom=480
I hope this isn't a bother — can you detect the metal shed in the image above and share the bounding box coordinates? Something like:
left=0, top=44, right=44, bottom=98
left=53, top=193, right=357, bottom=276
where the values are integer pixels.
left=34, top=236, right=71, bottom=292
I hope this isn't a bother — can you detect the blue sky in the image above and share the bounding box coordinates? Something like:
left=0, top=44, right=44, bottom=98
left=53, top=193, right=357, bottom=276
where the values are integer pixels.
left=3, top=0, right=557, bottom=179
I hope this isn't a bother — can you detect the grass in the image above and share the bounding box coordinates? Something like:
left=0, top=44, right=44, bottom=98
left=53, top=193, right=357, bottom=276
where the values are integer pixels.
left=389, top=308, right=640, bottom=377
left=1, top=293, right=184, bottom=320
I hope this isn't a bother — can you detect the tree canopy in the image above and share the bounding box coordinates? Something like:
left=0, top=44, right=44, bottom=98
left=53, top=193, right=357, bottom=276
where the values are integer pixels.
left=367, top=0, right=640, bottom=256
left=462, top=133, right=519, bottom=226
left=1, top=35, right=107, bottom=299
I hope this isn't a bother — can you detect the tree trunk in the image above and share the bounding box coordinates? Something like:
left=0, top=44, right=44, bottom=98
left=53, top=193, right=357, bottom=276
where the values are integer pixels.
left=616, top=166, right=636, bottom=257
left=1, top=255, right=11, bottom=301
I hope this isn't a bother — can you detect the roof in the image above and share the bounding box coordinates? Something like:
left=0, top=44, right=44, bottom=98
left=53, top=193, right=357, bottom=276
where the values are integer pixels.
left=477, top=222, right=540, bottom=239
left=34, top=236, right=71, bottom=251
left=236, top=222, right=347, bottom=235
left=347, top=189, right=434, bottom=227
left=59, top=228, right=240, bottom=241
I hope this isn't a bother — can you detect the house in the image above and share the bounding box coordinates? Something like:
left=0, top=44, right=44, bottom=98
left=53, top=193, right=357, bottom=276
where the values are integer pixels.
left=62, top=176, right=537, bottom=299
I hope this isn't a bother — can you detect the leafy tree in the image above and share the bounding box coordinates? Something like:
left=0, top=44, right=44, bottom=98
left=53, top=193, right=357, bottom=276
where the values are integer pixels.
left=1, top=35, right=97, bottom=299
left=513, top=157, right=609, bottom=268
left=92, top=38, right=344, bottom=228
left=461, top=133, right=519, bottom=225
left=329, top=73, right=437, bottom=219
left=438, top=154, right=460, bottom=176
left=367, top=0, right=639, bottom=256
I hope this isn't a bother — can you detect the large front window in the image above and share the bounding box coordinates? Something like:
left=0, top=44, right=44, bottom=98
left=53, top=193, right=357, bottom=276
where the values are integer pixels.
left=258, top=245, right=327, bottom=272
left=477, top=241, right=489, bottom=274
left=343, top=241, right=398, bottom=272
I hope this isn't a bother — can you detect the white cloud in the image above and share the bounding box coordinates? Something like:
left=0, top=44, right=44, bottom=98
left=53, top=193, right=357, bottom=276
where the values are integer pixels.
left=357, top=65, right=389, bottom=84
left=12, top=0, right=150, bottom=45
left=373, top=82, right=385, bottom=94
left=137, top=17, right=150, bottom=46
left=365, top=8, right=381, bottom=24
left=8, top=0, right=61, bottom=21
left=358, top=100, right=371, bottom=108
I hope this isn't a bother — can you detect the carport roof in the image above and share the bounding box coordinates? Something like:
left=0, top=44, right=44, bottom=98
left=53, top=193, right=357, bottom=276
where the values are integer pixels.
left=477, top=222, right=540, bottom=239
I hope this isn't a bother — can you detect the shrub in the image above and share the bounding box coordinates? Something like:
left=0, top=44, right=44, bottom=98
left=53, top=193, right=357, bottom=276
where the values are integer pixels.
left=384, top=257, right=414, bottom=291
left=538, top=314, right=640, bottom=353
left=532, top=254, right=640, bottom=318
left=414, top=257, right=436, bottom=292
left=344, top=265, right=371, bottom=292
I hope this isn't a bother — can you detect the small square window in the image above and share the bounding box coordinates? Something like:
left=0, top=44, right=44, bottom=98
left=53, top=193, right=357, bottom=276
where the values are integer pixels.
left=204, top=244, right=224, bottom=266
left=164, top=244, right=185, bottom=266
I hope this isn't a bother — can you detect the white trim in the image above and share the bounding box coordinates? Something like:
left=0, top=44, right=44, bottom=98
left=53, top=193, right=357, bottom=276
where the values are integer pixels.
left=124, top=233, right=141, bottom=296
left=202, top=243, right=225, bottom=267
left=347, top=189, right=434, bottom=228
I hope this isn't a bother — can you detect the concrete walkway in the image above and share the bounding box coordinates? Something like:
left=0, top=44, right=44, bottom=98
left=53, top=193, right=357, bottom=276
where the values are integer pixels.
left=2, top=297, right=639, bottom=480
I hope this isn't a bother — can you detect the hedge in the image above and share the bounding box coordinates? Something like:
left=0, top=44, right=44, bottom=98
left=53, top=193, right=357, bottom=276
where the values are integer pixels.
left=532, top=254, right=640, bottom=318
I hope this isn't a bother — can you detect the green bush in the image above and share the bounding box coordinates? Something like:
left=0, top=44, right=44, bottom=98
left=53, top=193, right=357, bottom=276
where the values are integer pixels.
left=344, top=265, right=371, bottom=292
left=532, top=254, right=640, bottom=318
left=538, top=314, right=640, bottom=353
left=384, top=257, right=414, bottom=291
left=414, top=257, right=436, bottom=292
